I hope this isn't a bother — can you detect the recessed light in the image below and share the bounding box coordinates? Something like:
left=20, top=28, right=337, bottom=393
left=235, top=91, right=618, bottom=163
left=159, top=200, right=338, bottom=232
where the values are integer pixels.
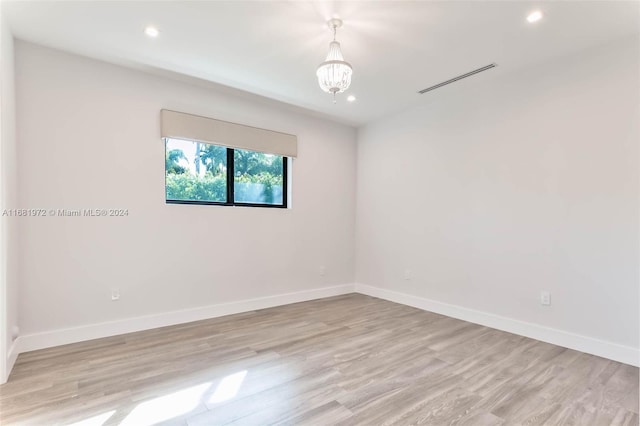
left=144, top=26, right=159, bottom=38
left=347, top=95, right=356, bottom=102
left=526, top=10, right=543, bottom=23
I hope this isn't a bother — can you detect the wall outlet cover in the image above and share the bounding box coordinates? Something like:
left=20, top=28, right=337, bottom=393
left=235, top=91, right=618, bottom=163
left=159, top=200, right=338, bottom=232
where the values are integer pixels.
left=540, top=291, right=551, bottom=306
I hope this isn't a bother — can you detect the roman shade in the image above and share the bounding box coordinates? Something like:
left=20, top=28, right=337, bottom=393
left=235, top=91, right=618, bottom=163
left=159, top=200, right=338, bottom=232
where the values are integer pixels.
left=161, top=109, right=298, bottom=158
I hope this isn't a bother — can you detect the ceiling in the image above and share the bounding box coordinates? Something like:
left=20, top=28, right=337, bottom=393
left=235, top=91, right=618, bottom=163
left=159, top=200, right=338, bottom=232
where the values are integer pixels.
left=3, top=1, right=639, bottom=126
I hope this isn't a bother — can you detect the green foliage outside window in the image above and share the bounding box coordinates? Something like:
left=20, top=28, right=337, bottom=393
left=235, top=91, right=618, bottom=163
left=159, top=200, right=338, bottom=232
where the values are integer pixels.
left=165, top=139, right=284, bottom=205
left=165, top=173, right=227, bottom=202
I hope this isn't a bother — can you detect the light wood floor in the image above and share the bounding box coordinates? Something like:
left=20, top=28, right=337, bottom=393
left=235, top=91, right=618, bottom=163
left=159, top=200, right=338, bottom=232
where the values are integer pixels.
left=1, top=294, right=638, bottom=426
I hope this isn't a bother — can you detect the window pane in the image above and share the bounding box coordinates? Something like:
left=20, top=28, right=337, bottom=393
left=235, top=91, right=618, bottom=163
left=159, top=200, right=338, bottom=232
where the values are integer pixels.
left=165, top=138, right=227, bottom=202
left=233, top=149, right=284, bottom=205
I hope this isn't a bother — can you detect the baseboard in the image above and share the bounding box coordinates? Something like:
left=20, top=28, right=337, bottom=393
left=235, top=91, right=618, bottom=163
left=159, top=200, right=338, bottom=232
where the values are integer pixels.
left=1, top=339, right=21, bottom=384
left=15, top=283, right=356, bottom=355
left=6, top=339, right=19, bottom=375
left=11, top=282, right=638, bottom=372
left=355, top=283, right=639, bottom=367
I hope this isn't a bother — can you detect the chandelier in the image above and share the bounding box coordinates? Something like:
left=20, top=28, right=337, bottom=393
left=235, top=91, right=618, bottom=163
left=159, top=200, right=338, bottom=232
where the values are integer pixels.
left=316, top=18, right=353, bottom=103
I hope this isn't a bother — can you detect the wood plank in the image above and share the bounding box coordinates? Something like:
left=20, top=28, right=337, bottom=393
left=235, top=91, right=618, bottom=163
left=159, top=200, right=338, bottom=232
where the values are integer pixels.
left=0, top=294, right=636, bottom=425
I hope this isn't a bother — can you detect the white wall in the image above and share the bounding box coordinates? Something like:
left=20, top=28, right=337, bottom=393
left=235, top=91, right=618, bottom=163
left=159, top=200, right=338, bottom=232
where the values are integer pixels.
left=356, top=37, right=639, bottom=362
left=15, top=42, right=356, bottom=341
left=0, top=9, right=18, bottom=383
left=10, top=33, right=639, bottom=371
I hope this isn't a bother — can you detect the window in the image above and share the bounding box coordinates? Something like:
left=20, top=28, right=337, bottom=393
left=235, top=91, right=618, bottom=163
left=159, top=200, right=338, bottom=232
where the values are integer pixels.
left=165, top=138, right=287, bottom=208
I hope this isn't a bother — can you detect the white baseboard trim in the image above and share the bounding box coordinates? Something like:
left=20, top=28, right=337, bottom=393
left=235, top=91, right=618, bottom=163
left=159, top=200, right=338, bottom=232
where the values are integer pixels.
left=10, top=282, right=637, bottom=374
left=7, top=339, right=19, bottom=374
left=355, top=283, right=639, bottom=367
left=15, top=283, right=356, bottom=355
left=1, top=339, right=21, bottom=384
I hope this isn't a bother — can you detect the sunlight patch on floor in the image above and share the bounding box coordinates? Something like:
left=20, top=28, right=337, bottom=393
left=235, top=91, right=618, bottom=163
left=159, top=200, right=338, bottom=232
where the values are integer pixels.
left=209, top=370, right=248, bottom=404
left=62, top=370, right=249, bottom=426
left=120, top=383, right=211, bottom=426
left=65, top=410, right=116, bottom=426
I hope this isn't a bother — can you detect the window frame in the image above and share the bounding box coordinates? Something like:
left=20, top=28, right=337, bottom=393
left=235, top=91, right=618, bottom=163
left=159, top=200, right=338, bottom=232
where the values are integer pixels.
left=165, top=139, right=288, bottom=209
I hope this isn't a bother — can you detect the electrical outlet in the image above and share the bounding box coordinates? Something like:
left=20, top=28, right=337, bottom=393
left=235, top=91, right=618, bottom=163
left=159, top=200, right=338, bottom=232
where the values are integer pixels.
left=540, top=291, right=551, bottom=306
left=404, top=269, right=412, bottom=280
left=319, top=266, right=326, bottom=276
left=111, top=288, right=120, bottom=301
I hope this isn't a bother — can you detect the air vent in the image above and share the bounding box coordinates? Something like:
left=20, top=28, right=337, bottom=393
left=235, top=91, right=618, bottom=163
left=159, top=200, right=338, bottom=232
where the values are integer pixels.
left=418, top=63, right=497, bottom=94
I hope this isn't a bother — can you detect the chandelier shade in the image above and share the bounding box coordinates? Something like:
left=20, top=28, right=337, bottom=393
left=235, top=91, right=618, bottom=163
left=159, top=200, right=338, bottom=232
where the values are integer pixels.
left=317, top=19, right=353, bottom=101
left=317, top=42, right=353, bottom=94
